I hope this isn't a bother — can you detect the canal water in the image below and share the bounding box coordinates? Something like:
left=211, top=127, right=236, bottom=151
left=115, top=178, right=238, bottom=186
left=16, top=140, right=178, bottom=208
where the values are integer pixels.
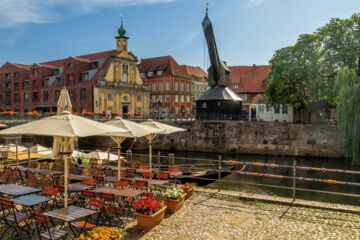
left=133, top=150, right=360, bottom=206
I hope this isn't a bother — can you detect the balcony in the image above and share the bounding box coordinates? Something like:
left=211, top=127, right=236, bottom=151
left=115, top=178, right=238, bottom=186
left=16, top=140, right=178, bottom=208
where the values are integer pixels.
left=95, top=80, right=149, bottom=90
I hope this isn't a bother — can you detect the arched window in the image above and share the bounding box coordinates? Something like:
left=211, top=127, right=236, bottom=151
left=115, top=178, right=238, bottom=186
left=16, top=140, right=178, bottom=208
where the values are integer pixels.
left=123, top=64, right=128, bottom=83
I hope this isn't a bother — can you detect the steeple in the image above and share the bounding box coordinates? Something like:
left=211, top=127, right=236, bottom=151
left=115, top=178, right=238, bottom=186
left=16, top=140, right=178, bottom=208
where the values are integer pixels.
left=115, top=13, right=129, bottom=52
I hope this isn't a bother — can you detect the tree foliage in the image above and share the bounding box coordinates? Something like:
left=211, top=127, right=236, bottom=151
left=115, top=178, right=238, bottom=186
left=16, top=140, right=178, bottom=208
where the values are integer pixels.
left=335, top=69, right=360, bottom=165
left=265, top=14, right=360, bottom=120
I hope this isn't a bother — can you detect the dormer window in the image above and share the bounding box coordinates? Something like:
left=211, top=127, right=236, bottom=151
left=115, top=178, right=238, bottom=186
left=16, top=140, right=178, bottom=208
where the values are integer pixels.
left=147, top=72, right=153, bottom=77
left=157, top=71, right=163, bottom=76
left=91, top=62, right=99, bottom=69
left=68, top=63, right=73, bottom=71
left=82, top=72, right=89, bottom=81
left=32, top=69, right=37, bottom=76
left=44, top=78, right=50, bottom=87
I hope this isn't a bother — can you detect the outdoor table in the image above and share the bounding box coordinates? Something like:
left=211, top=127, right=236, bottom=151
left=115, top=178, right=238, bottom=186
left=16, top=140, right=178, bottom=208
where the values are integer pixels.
left=162, top=171, right=182, bottom=177
left=79, top=164, right=127, bottom=171
left=12, top=194, right=52, bottom=211
left=44, top=205, right=97, bottom=237
left=14, top=166, right=63, bottom=176
left=132, top=177, right=169, bottom=186
left=68, top=174, right=92, bottom=181
left=0, top=184, right=41, bottom=197
left=67, top=183, right=93, bottom=192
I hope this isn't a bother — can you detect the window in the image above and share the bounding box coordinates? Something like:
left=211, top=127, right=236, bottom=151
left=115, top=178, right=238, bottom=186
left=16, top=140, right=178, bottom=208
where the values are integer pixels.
left=259, top=105, right=265, bottom=114
left=24, top=93, right=28, bottom=103
left=32, top=69, right=37, bottom=76
left=44, top=78, right=50, bottom=87
left=24, top=80, right=29, bottom=89
left=232, top=84, right=240, bottom=89
left=157, top=71, right=163, bottom=76
left=242, top=75, right=248, bottom=79
left=275, top=105, right=280, bottom=114
left=137, top=107, right=141, bottom=113
left=141, top=73, right=145, bottom=78
left=165, top=95, right=169, bottom=102
left=68, top=63, right=73, bottom=71
left=152, top=95, right=156, bottom=103
left=240, top=94, right=247, bottom=100
left=181, top=95, right=184, bottom=103
left=137, top=96, right=141, bottom=102
left=159, top=82, right=163, bottom=91
left=70, top=91, right=75, bottom=101
left=186, top=84, right=190, bottom=92
left=175, top=82, right=178, bottom=91
left=259, top=94, right=265, bottom=101
left=186, top=96, right=190, bottom=103
left=282, top=105, right=288, bottom=114
left=68, top=74, right=73, bottom=85
left=14, top=94, right=19, bottom=103
left=147, top=72, right=153, bottom=77
left=32, top=92, right=38, bottom=102
left=55, top=90, right=60, bottom=101
left=165, top=82, right=170, bottom=90
left=56, top=77, right=62, bottom=85
left=54, top=69, right=60, bottom=75
left=91, top=62, right=99, bottom=69
left=14, top=82, right=18, bottom=91
left=33, top=80, right=37, bottom=89
left=108, top=93, right=113, bottom=101
left=180, top=83, right=184, bottom=91
left=82, top=72, right=89, bottom=81
left=175, top=95, right=178, bottom=103
left=123, top=96, right=129, bottom=101
left=152, top=83, right=156, bottom=91
left=123, top=64, right=128, bottom=83
left=158, top=95, right=163, bottom=102
left=14, top=72, right=18, bottom=81
left=5, top=94, right=10, bottom=105
left=80, top=88, right=86, bottom=100
left=5, top=82, right=10, bottom=89
left=44, top=91, right=48, bottom=102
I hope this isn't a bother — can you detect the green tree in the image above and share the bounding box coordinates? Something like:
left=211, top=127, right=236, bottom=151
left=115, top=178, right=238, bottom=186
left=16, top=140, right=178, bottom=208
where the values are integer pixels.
left=335, top=68, right=360, bottom=165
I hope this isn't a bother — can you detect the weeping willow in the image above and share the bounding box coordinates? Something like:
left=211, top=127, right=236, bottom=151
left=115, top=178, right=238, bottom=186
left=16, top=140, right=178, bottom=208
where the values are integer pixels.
left=335, top=68, right=360, bottom=165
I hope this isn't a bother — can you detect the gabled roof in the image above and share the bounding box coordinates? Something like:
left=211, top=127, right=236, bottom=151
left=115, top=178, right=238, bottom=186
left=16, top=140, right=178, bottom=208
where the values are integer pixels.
left=180, top=65, right=208, bottom=81
left=139, top=56, right=190, bottom=78
left=9, top=63, right=31, bottom=70
left=228, top=65, right=271, bottom=93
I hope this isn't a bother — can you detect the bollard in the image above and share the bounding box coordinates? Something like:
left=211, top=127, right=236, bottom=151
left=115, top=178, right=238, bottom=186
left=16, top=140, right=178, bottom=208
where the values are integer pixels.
left=168, top=153, right=174, bottom=167
left=218, top=155, right=222, bottom=192
left=292, top=160, right=296, bottom=202
left=157, top=151, right=161, bottom=170
left=126, top=150, right=132, bottom=167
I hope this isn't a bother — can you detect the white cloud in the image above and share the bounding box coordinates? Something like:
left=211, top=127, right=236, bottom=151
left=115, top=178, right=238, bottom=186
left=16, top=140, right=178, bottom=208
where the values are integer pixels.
left=246, top=0, right=264, bottom=8
left=0, top=0, right=179, bottom=28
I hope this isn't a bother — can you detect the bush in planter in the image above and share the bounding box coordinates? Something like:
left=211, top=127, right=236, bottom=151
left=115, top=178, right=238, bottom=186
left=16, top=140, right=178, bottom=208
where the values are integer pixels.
left=163, top=187, right=186, bottom=213
left=181, top=182, right=196, bottom=200
left=76, top=226, right=125, bottom=240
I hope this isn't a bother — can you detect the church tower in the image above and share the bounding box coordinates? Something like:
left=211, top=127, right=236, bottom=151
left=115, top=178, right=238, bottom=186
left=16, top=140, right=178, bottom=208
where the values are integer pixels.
left=116, top=14, right=128, bottom=51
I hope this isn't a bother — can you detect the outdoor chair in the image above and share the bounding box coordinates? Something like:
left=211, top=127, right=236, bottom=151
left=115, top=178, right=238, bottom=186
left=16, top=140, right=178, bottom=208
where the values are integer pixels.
left=40, top=161, right=50, bottom=170
left=1, top=167, right=11, bottom=183
left=89, top=158, right=98, bottom=166
left=42, top=187, right=59, bottom=210
left=30, top=160, right=38, bottom=168
left=142, top=172, right=155, bottom=179
left=79, top=190, right=97, bottom=207
left=25, top=169, right=35, bottom=179
left=7, top=169, right=20, bottom=184
left=93, top=175, right=105, bottom=187
left=26, top=175, right=39, bottom=188
left=31, top=211, right=68, bottom=240
left=129, top=181, right=147, bottom=190
left=126, top=168, right=136, bottom=178
left=100, top=192, right=125, bottom=227
left=77, top=198, right=105, bottom=225
left=0, top=151, right=9, bottom=167
left=116, top=171, right=126, bottom=178
left=114, top=180, right=129, bottom=188
left=39, top=174, right=53, bottom=190
left=156, top=172, right=170, bottom=180
left=91, top=167, right=104, bottom=177
left=52, top=161, right=63, bottom=171
left=70, top=164, right=81, bottom=174
left=0, top=197, right=32, bottom=239
left=138, top=165, right=149, bottom=170
left=102, top=159, right=110, bottom=165
left=103, top=167, right=114, bottom=176
left=55, top=175, right=65, bottom=186
left=82, top=167, right=92, bottom=176
left=82, top=178, right=96, bottom=186
left=168, top=167, right=179, bottom=173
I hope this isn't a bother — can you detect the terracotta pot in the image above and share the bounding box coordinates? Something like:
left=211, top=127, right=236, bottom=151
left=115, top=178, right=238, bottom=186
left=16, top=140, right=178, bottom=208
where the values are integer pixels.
left=135, top=206, right=167, bottom=231
left=183, top=187, right=194, bottom=200
left=164, top=193, right=186, bottom=213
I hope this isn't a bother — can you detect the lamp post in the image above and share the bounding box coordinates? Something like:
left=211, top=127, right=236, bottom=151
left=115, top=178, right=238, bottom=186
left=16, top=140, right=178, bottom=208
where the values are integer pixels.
left=157, top=98, right=161, bottom=119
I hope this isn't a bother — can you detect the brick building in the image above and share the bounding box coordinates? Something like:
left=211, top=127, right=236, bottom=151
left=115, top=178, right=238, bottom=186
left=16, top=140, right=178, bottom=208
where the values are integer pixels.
left=0, top=21, right=149, bottom=117
left=139, top=56, right=194, bottom=117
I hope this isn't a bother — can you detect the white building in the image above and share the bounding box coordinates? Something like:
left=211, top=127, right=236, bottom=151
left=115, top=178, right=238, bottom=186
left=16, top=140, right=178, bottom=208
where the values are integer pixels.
left=249, top=104, right=293, bottom=122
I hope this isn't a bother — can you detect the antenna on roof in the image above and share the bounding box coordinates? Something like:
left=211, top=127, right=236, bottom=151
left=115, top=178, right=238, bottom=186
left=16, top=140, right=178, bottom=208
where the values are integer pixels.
left=206, top=2, right=209, bottom=17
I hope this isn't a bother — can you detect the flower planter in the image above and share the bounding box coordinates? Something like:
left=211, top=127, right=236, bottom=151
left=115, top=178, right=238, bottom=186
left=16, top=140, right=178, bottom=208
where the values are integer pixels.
left=183, top=187, right=194, bottom=200
left=164, top=193, right=186, bottom=213
left=135, top=206, right=167, bottom=231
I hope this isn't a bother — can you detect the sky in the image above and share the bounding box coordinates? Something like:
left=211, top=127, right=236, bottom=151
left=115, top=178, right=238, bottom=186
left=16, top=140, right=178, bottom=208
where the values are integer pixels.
left=1, top=0, right=360, bottom=69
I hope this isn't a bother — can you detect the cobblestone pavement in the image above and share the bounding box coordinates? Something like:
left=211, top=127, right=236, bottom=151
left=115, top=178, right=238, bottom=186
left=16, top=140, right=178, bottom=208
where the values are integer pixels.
left=125, top=193, right=360, bottom=240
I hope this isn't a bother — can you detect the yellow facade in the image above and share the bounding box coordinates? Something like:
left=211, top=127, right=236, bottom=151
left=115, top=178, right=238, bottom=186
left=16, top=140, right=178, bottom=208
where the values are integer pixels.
left=94, top=35, right=149, bottom=117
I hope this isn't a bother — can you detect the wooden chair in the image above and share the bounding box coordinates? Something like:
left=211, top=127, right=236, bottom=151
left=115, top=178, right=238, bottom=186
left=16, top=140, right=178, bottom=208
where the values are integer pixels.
left=142, top=172, right=155, bottom=179
left=138, top=165, right=149, bottom=170
left=56, top=175, right=65, bottom=186
left=30, top=160, right=38, bottom=169
left=91, top=167, right=104, bottom=177
left=42, top=187, right=59, bottom=210
left=7, top=169, right=19, bottom=184
left=26, top=175, right=39, bottom=188
left=82, top=178, right=96, bottom=186
left=129, top=181, right=147, bottom=190
left=82, top=167, right=92, bottom=176
left=103, top=167, right=114, bottom=176
left=168, top=167, right=179, bottom=173
left=102, top=159, right=110, bottom=165
left=52, top=161, right=63, bottom=171
left=89, top=158, right=98, bottom=166
left=156, top=172, right=170, bottom=180
left=1, top=168, right=11, bottom=183
left=39, top=174, right=53, bottom=190
left=116, top=171, right=126, bottom=178
left=70, top=164, right=81, bottom=175
left=31, top=211, right=68, bottom=240
left=0, top=151, right=9, bottom=167
left=40, top=162, right=50, bottom=170
left=114, top=180, right=128, bottom=188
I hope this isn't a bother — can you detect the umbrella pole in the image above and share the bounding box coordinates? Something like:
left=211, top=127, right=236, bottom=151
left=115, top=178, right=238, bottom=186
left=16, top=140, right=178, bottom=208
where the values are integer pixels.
left=149, top=140, right=152, bottom=179
left=16, top=142, right=18, bottom=166
left=117, top=144, right=121, bottom=181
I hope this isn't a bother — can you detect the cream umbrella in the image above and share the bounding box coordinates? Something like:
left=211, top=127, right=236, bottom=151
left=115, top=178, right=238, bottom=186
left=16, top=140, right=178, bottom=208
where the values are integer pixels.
left=140, top=119, right=186, bottom=178
left=0, top=123, right=7, bottom=128
left=88, top=150, right=119, bottom=162
left=0, top=143, right=27, bottom=152
left=0, top=111, right=131, bottom=207
left=106, top=118, right=163, bottom=180
left=52, top=88, right=73, bottom=159
left=30, top=144, right=52, bottom=155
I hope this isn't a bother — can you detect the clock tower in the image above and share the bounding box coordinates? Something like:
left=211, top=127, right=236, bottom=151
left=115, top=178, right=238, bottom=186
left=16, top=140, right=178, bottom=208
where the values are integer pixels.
left=116, top=14, right=128, bottom=52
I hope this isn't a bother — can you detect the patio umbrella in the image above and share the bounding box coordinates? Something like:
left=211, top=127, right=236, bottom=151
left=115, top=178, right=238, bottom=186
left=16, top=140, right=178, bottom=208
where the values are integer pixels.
left=0, top=123, right=7, bottom=128
left=30, top=144, right=52, bottom=155
left=88, top=150, right=119, bottom=162
left=140, top=119, right=186, bottom=177
left=52, top=88, right=73, bottom=159
left=0, top=111, right=131, bottom=207
left=0, top=143, right=27, bottom=152
left=106, top=118, right=163, bottom=180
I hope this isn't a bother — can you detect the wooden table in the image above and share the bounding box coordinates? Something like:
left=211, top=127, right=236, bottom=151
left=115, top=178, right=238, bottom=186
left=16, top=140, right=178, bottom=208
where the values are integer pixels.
left=0, top=184, right=41, bottom=196
left=93, top=187, right=143, bottom=198
left=12, top=194, right=52, bottom=210
left=68, top=174, right=92, bottom=181
left=67, top=183, right=93, bottom=192
left=44, top=205, right=97, bottom=222
left=162, top=171, right=182, bottom=177
left=14, top=166, right=63, bottom=176
left=133, top=178, right=169, bottom=186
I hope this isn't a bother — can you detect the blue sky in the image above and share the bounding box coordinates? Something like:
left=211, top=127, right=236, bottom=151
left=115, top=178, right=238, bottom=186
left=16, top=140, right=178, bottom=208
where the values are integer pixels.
left=1, top=0, right=360, bottom=69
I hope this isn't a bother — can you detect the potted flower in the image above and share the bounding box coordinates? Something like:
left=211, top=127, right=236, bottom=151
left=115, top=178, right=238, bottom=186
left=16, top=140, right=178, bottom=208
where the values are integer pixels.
left=181, top=182, right=196, bottom=200
left=134, top=196, right=166, bottom=231
left=76, top=226, right=125, bottom=240
left=163, top=187, right=186, bottom=213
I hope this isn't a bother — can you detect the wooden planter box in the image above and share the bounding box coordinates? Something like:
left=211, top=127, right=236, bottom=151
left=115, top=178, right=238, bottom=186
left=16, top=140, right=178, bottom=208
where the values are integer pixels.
left=164, top=193, right=186, bottom=213
left=135, top=206, right=167, bottom=231
left=183, top=187, right=194, bottom=200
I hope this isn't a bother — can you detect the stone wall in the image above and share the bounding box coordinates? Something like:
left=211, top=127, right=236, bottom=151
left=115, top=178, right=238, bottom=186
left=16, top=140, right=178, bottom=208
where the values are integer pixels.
left=144, top=121, right=345, bottom=158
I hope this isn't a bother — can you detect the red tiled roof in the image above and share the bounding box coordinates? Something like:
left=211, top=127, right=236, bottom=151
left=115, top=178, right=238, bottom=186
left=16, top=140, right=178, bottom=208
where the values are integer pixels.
left=139, top=56, right=190, bottom=78
left=180, top=65, right=208, bottom=81
left=228, top=65, right=271, bottom=93
left=11, top=63, right=31, bottom=70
